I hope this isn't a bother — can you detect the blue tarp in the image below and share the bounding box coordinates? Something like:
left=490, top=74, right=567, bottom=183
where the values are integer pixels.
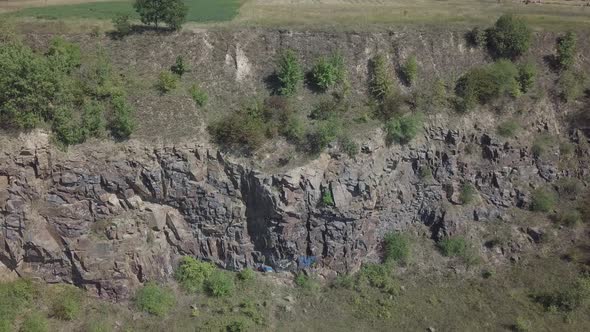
left=297, top=256, right=317, bottom=268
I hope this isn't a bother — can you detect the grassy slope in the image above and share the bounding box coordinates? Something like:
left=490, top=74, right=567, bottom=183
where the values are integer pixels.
left=3, top=0, right=590, bottom=29
left=8, top=0, right=243, bottom=22
left=2, top=231, right=589, bottom=332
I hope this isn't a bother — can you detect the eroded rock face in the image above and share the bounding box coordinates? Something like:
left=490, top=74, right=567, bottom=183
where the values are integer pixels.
left=0, top=120, right=587, bottom=299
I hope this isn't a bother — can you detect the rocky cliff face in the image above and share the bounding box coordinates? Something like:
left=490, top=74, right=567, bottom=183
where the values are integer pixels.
left=2, top=107, right=586, bottom=299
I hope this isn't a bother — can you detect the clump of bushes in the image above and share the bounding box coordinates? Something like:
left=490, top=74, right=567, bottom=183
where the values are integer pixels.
left=205, top=270, right=234, bottom=297
left=112, top=14, right=131, bottom=38
left=175, top=256, right=215, bottom=292
left=383, top=232, right=410, bottom=264
left=277, top=49, right=303, bottom=96
left=339, top=135, right=359, bottom=157
left=530, top=187, right=557, bottom=213
left=556, top=31, right=576, bottom=70
left=370, top=54, right=395, bottom=100
left=400, top=55, right=418, bottom=86
left=558, top=70, right=586, bottom=103
left=188, top=84, right=208, bottom=107
left=467, top=27, right=487, bottom=47
left=358, top=263, right=398, bottom=295
left=455, top=60, right=522, bottom=112
left=0, top=38, right=137, bottom=145
left=306, top=116, right=342, bottom=154
left=156, top=71, right=178, bottom=93
left=376, top=90, right=405, bottom=120
left=438, top=236, right=467, bottom=257
left=237, top=268, right=256, bottom=281
left=486, top=14, right=532, bottom=59
left=52, top=285, right=82, bottom=321
left=384, top=113, right=422, bottom=145
left=517, top=61, right=536, bottom=93
left=534, top=276, right=590, bottom=312
left=210, top=98, right=302, bottom=152
left=557, top=210, right=582, bottom=226
left=311, top=53, right=346, bottom=90
left=134, top=282, right=175, bottom=316
left=496, top=119, right=520, bottom=137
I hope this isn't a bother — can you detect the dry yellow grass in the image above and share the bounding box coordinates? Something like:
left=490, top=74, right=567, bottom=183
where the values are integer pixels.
left=236, top=0, right=590, bottom=29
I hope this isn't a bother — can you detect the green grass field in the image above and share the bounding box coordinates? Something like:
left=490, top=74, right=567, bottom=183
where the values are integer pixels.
left=9, top=0, right=242, bottom=22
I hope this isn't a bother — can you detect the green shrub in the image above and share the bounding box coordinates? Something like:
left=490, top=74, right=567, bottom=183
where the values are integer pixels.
left=312, top=53, right=346, bottom=90
left=339, top=135, right=359, bottom=157
left=237, top=268, right=256, bottom=281
left=52, top=286, right=82, bottom=321
left=174, top=256, right=215, bottom=292
left=460, top=183, right=476, bottom=204
left=20, top=312, right=48, bottom=332
left=80, top=101, right=106, bottom=139
left=188, top=84, right=208, bottom=107
left=52, top=107, right=83, bottom=146
left=513, top=317, right=532, bottom=332
left=467, top=27, right=487, bottom=47
left=46, top=37, right=81, bottom=74
left=431, top=79, right=449, bottom=109
left=112, top=14, right=131, bottom=37
left=376, top=89, right=405, bottom=120
left=321, top=189, right=334, bottom=206
left=557, top=210, right=582, bottom=226
left=209, top=106, right=268, bottom=151
left=401, top=55, right=418, bottom=85
left=294, top=273, right=321, bottom=292
left=558, top=70, right=586, bottom=103
left=556, top=32, right=577, bottom=70
left=109, top=95, right=135, bottom=139
left=385, top=113, right=422, bottom=145
left=277, top=49, right=303, bottom=96
left=358, top=263, right=397, bottom=294
left=0, top=280, right=35, bottom=330
left=556, top=178, right=582, bottom=199
left=455, top=60, right=521, bottom=111
left=517, top=61, right=536, bottom=93
left=281, top=114, right=305, bottom=144
left=531, top=134, right=555, bottom=158
left=486, top=14, right=532, bottom=59
left=156, top=71, right=178, bottom=93
left=370, top=54, right=394, bottom=100
left=306, top=117, right=341, bottom=154
left=530, top=187, right=557, bottom=212
left=310, top=99, right=339, bottom=120
left=170, top=55, right=188, bottom=77
left=383, top=232, right=410, bottom=264
left=438, top=237, right=467, bottom=257
left=205, top=270, right=234, bottom=297
left=534, top=277, right=590, bottom=312
left=134, top=282, right=175, bottom=316
left=496, top=119, right=520, bottom=137
left=419, top=166, right=433, bottom=180
left=226, top=319, right=248, bottom=332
